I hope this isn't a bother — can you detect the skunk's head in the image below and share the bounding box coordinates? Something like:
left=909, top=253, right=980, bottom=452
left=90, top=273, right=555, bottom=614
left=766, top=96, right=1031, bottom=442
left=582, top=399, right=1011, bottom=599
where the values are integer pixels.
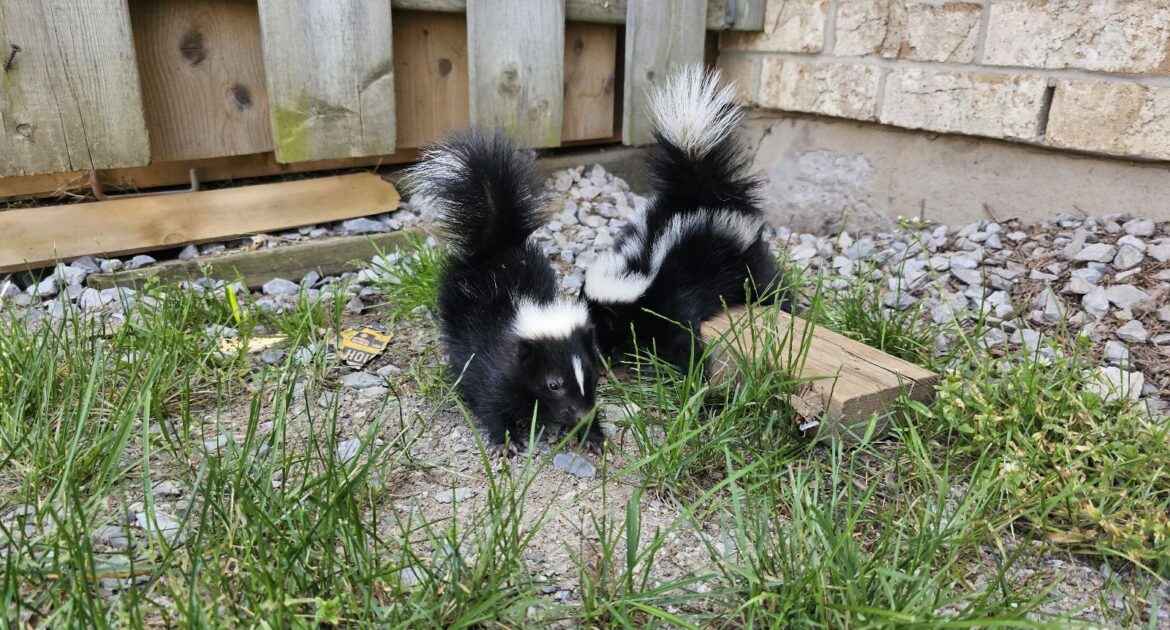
left=512, top=299, right=598, bottom=427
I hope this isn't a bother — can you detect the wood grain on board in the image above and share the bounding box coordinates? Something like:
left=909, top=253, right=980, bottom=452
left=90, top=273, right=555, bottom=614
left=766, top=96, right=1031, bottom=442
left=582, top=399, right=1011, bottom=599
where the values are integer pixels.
left=701, top=307, right=939, bottom=440
left=622, top=0, right=707, bottom=146
left=129, top=0, right=273, bottom=161
left=562, top=22, right=617, bottom=142
left=0, top=174, right=400, bottom=272
left=393, top=11, right=470, bottom=148
left=0, top=0, right=151, bottom=176
left=467, top=0, right=565, bottom=148
left=256, top=0, right=396, bottom=162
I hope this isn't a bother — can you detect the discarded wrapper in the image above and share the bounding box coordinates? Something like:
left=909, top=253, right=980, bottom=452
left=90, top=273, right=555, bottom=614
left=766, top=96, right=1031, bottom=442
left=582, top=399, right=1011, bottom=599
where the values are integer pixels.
left=218, top=335, right=285, bottom=355
left=337, top=325, right=392, bottom=368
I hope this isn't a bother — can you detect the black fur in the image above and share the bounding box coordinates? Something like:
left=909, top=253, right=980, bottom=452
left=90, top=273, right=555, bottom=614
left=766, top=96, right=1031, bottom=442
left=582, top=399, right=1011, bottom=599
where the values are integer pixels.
left=583, top=81, right=788, bottom=371
left=413, top=129, right=601, bottom=448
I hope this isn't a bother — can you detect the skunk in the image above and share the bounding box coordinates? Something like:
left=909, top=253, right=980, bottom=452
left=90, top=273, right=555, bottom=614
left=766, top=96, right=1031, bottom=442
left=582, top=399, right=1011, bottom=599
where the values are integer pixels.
left=582, top=65, right=785, bottom=371
left=410, top=129, right=601, bottom=452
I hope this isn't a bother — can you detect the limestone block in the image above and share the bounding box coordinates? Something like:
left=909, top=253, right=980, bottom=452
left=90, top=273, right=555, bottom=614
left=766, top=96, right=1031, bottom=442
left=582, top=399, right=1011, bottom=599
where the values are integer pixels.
left=984, top=0, right=1170, bottom=74
left=720, top=0, right=828, bottom=53
left=717, top=55, right=761, bottom=106
left=835, top=0, right=982, bottom=63
left=879, top=69, right=1048, bottom=140
left=759, top=59, right=882, bottom=120
left=1046, top=80, right=1170, bottom=160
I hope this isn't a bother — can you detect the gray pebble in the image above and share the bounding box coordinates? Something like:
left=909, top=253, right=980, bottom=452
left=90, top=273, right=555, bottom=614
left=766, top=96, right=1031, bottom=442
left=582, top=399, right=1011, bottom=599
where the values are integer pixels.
left=1123, top=218, right=1155, bottom=237
left=178, top=245, right=199, bottom=261
left=1104, top=285, right=1153, bottom=311
left=1103, top=341, right=1131, bottom=367
left=339, top=371, right=384, bottom=389
left=341, top=217, right=389, bottom=235
left=126, top=255, right=157, bottom=270
left=553, top=453, right=596, bottom=479
left=1074, top=243, right=1116, bottom=263
left=337, top=438, right=362, bottom=463
left=1112, top=245, right=1144, bottom=270
left=260, top=348, right=286, bottom=365
left=434, top=487, right=475, bottom=503
left=262, top=278, right=299, bottom=296
left=1082, top=287, right=1111, bottom=319
left=1116, top=320, right=1148, bottom=343
left=92, top=525, right=132, bottom=551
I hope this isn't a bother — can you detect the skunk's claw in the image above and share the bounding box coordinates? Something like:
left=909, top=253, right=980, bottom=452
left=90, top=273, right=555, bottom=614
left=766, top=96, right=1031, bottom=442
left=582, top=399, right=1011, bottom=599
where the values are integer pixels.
left=487, top=442, right=519, bottom=458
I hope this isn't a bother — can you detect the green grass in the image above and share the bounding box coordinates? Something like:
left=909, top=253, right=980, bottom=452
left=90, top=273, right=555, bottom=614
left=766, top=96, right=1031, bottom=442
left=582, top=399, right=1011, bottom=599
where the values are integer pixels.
left=2, top=252, right=1168, bottom=627
left=367, top=234, right=445, bottom=320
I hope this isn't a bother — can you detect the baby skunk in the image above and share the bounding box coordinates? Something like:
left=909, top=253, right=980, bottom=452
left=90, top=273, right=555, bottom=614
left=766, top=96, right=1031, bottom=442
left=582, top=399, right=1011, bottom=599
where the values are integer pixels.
left=582, top=65, right=785, bottom=371
left=410, top=129, right=602, bottom=453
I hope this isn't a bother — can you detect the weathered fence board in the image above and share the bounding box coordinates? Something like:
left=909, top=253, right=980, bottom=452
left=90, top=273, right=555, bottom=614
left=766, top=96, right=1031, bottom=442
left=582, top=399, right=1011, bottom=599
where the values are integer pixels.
left=393, top=11, right=470, bottom=148
left=256, top=0, right=396, bottom=162
left=130, top=0, right=273, bottom=161
left=392, top=0, right=764, bottom=29
left=622, top=0, right=707, bottom=146
left=563, top=22, right=617, bottom=142
left=467, top=0, right=565, bottom=148
left=0, top=0, right=151, bottom=177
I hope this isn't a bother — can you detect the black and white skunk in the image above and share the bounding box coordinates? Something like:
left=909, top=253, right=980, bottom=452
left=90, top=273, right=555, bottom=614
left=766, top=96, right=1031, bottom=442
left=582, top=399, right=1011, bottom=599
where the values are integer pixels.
left=410, top=129, right=601, bottom=452
left=582, top=65, right=785, bottom=371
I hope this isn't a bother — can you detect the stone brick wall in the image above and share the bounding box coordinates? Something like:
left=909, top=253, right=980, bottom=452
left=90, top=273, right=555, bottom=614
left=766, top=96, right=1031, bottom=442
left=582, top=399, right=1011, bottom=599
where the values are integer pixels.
left=719, top=0, right=1170, bottom=161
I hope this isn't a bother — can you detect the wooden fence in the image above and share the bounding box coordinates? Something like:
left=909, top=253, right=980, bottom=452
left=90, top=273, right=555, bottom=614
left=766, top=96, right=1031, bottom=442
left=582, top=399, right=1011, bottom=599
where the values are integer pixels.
left=0, top=0, right=763, bottom=198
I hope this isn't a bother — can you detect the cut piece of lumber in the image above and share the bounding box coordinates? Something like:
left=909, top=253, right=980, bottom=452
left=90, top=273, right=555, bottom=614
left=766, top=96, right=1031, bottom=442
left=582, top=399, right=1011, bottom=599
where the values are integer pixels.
left=622, top=0, right=708, bottom=146
left=562, top=22, right=618, bottom=142
left=0, top=174, right=400, bottom=273
left=0, top=0, right=151, bottom=176
left=256, top=0, right=396, bottom=162
left=87, top=231, right=419, bottom=291
left=393, top=11, right=471, bottom=148
left=0, top=150, right=419, bottom=202
left=700, top=306, right=939, bottom=441
left=467, top=0, right=565, bottom=148
left=130, top=0, right=274, bottom=161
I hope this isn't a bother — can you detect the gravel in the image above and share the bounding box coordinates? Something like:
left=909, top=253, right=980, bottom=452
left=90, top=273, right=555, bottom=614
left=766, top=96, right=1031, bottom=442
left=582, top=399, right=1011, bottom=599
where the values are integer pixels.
left=552, top=453, right=597, bottom=479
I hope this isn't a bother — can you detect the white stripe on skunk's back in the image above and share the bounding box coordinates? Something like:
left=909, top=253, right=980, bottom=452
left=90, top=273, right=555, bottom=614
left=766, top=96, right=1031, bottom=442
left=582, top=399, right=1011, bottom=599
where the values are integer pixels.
left=513, top=298, right=590, bottom=340
left=647, top=65, right=742, bottom=160
left=584, top=251, right=654, bottom=305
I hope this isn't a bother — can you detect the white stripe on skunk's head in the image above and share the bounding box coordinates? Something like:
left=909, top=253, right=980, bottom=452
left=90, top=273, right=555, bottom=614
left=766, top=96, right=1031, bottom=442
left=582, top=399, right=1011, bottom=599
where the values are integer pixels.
left=647, top=65, right=742, bottom=161
left=513, top=298, right=590, bottom=340
left=584, top=251, right=653, bottom=305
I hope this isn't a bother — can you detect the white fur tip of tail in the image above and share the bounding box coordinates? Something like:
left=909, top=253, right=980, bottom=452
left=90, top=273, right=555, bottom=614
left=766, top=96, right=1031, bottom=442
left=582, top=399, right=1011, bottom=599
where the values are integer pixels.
left=648, top=65, right=742, bottom=160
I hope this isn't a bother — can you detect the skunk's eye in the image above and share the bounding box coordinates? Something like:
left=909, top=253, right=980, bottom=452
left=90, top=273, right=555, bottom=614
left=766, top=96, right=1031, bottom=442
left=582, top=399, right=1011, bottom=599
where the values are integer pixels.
left=547, top=379, right=563, bottom=393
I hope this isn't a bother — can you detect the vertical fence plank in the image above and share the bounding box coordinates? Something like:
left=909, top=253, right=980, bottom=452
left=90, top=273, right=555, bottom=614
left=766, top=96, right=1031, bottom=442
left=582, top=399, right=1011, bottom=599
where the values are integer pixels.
left=393, top=11, right=470, bottom=148
left=467, top=0, right=564, bottom=148
left=562, top=22, right=617, bottom=142
left=131, top=0, right=273, bottom=161
left=706, top=0, right=766, bottom=31
left=256, top=0, right=395, bottom=163
left=622, top=0, right=706, bottom=146
left=0, top=0, right=150, bottom=177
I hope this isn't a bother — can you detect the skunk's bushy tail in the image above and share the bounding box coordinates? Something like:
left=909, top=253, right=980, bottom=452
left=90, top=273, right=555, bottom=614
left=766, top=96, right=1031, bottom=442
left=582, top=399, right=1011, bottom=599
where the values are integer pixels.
left=409, top=129, right=547, bottom=258
left=645, top=65, right=759, bottom=211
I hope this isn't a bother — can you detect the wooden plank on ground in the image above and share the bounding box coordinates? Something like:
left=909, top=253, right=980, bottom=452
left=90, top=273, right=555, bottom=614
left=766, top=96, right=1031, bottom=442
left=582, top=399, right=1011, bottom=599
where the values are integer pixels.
left=0, top=174, right=400, bottom=272
left=562, top=22, right=618, bottom=142
left=393, top=11, right=470, bottom=148
left=0, top=0, right=151, bottom=176
left=130, top=0, right=273, bottom=161
left=467, top=0, right=565, bottom=148
left=0, top=150, right=420, bottom=201
left=622, top=0, right=707, bottom=146
left=256, top=0, right=396, bottom=162
left=701, top=307, right=938, bottom=441
left=87, top=231, right=419, bottom=290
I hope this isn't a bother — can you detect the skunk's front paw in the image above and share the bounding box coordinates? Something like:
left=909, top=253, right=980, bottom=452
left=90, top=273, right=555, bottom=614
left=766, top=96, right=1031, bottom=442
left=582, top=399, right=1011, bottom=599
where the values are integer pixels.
left=487, top=442, right=520, bottom=458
